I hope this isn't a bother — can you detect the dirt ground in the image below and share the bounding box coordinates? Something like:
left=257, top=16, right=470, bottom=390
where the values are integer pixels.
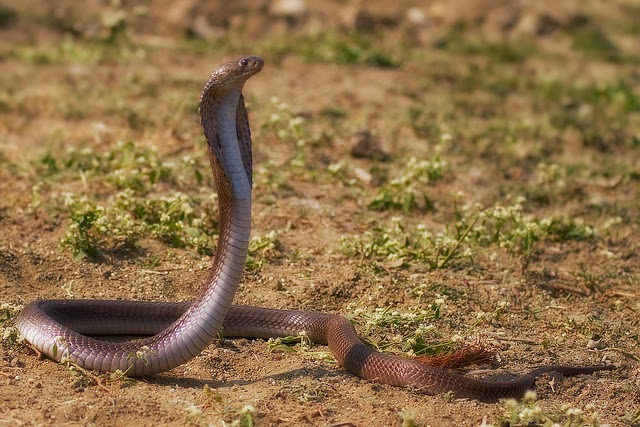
left=1, top=1, right=639, bottom=426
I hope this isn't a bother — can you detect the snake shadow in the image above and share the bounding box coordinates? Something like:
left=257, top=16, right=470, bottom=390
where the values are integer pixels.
left=91, top=335, right=348, bottom=390
left=151, top=366, right=346, bottom=390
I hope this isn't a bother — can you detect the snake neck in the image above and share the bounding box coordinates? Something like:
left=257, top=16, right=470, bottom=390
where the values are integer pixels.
left=201, top=88, right=252, bottom=202
left=179, top=85, right=253, bottom=339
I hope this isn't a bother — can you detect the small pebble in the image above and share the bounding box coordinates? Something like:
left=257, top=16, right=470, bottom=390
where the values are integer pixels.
left=587, top=339, right=605, bottom=349
left=270, top=0, right=307, bottom=17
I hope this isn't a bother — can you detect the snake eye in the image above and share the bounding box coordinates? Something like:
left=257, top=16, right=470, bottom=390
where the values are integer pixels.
left=240, top=58, right=249, bottom=67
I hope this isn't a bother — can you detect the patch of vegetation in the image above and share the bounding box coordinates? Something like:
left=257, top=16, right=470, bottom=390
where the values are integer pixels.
left=435, top=22, right=536, bottom=63
left=264, top=98, right=306, bottom=142
left=246, top=230, right=279, bottom=270
left=369, top=152, right=446, bottom=213
left=448, top=62, right=528, bottom=100
left=299, top=31, right=399, bottom=68
left=31, top=140, right=278, bottom=265
left=254, top=160, right=289, bottom=195
left=7, top=4, right=148, bottom=65
left=60, top=190, right=218, bottom=258
left=265, top=301, right=463, bottom=361
left=190, top=386, right=256, bottom=425
left=259, top=96, right=342, bottom=187
left=498, top=391, right=607, bottom=426
left=0, top=5, right=18, bottom=29
left=261, top=31, right=400, bottom=68
left=0, top=305, right=21, bottom=346
left=10, top=38, right=103, bottom=65
left=571, top=24, right=624, bottom=63
left=538, top=78, right=640, bottom=151
left=408, top=107, right=454, bottom=141
left=60, top=190, right=278, bottom=266
left=9, top=31, right=147, bottom=65
left=350, top=304, right=451, bottom=356
left=524, top=162, right=567, bottom=206
left=624, top=409, right=640, bottom=426
left=540, top=79, right=640, bottom=114
left=37, top=141, right=175, bottom=191
left=573, top=28, right=618, bottom=60
left=546, top=216, right=595, bottom=242
left=344, top=197, right=596, bottom=271
left=260, top=96, right=351, bottom=185
left=267, top=332, right=334, bottom=363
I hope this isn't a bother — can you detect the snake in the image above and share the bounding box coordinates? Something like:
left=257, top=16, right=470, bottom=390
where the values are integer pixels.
left=16, top=56, right=614, bottom=402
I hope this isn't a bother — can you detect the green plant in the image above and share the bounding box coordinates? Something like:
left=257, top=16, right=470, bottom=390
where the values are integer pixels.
left=369, top=153, right=446, bottom=213
left=571, top=26, right=623, bottom=63
left=530, top=162, right=566, bottom=205
left=408, top=107, right=442, bottom=140
left=10, top=35, right=147, bottom=65
left=233, top=404, right=255, bottom=425
left=624, top=408, right=640, bottom=426
left=1, top=305, right=20, bottom=346
left=345, top=196, right=597, bottom=271
left=246, top=230, right=279, bottom=270
left=540, top=79, right=640, bottom=151
left=0, top=5, right=18, bottom=29
left=38, top=141, right=174, bottom=191
left=262, top=97, right=310, bottom=171
left=264, top=97, right=308, bottom=143
left=435, top=22, right=535, bottom=63
left=545, top=217, right=595, bottom=242
left=60, top=190, right=217, bottom=258
left=499, top=391, right=606, bottom=426
left=349, top=303, right=454, bottom=356
left=399, top=410, right=419, bottom=427
left=298, top=31, right=399, bottom=68
left=61, top=200, right=107, bottom=259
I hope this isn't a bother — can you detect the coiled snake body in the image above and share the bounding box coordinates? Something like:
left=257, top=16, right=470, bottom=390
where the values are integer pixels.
left=16, top=56, right=614, bottom=402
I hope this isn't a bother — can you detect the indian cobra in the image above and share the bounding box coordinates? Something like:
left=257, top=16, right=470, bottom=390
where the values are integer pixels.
left=16, top=56, right=614, bottom=402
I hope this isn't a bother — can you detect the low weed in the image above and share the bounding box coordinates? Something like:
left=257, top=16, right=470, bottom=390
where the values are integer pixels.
left=266, top=332, right=334, bottom=363
left=10, top=35, right=146, bottom=65
left=192, top=385, right=256, bottom=425
left=32, top=140, right=275, bottom=265
left=37, top=141, right=175, bottom=191
left=263, top=303, right=455, bottom=361
left=408, top=107, right=443, bottom=140
left=435, top=22, right=535, bottom=63
left=369, top=152, right=446, bottom=213
left=262, top=97, right=310, bottom=171
left=261, top=31, right=399, bottom=68
left=349, top=304, right=453, bottom=356
left=264, top=97, right=309, bottom=144
left=0, top=5, right=17, bottom=29
left=341, top=216, right=470, bottom=269
left=9, top=5, right=147, bottom=65
left=260, top=97, right=352, bottom=184
left=60, top=190, right=217, bottom=258
left=344, top=196, right=596, bottom=271
left=246, top=231, right=279, bottom=270
left=624, top=409, right=640, bottom=426
left=540, top=79, right=640, bottom=151
left=570, top=23, right=625, bottom=63
left=0, top=305, right=21, bottom=346
left=61, top=190, right=279, bottom=266
left=498, top=391, right=606, bottom=426
left=298, top=31, right=399, bottom=68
